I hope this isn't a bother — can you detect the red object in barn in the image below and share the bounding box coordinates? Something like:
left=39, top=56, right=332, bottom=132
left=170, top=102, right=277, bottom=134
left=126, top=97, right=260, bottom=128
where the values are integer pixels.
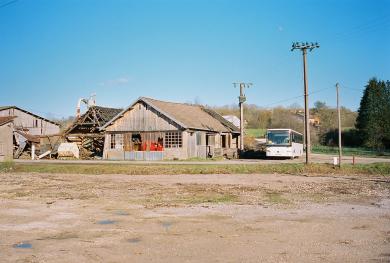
left=157, top=143, right=163, bottom=151
left=150, top=142, right=157, bottom=151
left=141, top=142, right=147, bottom=151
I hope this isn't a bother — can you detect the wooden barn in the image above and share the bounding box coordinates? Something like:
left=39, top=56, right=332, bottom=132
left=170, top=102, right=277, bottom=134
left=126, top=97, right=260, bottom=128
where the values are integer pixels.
left=64, top=106, right=122, bottom=158
left=101, top=97, right=240, bottom=160
left=0, top=106, right=60, bottom=136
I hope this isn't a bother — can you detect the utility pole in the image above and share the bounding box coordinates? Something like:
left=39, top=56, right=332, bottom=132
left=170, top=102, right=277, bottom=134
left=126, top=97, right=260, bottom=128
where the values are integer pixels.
left=291, top=42, right=320, bottom=164
left=336, top=83, right=342, bottom=167
left=233, top=82, right=252, bottom=151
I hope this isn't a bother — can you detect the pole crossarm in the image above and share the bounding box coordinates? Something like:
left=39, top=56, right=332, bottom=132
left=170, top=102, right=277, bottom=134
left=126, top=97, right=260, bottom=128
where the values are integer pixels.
left=291, top=42, right=320, bottom=52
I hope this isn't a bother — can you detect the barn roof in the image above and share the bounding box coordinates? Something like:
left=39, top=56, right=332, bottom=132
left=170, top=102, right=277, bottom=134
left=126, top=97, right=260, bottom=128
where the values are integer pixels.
left=65, top=105, right=122, bottom=134
left=0, top=106, right=59, bottom=126
left=102, top=97, right=240, bottom=133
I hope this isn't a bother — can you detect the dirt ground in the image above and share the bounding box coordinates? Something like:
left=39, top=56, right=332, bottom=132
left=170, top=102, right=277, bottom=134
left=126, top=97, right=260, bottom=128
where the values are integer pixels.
left=0, top=172, right=389, bottom=262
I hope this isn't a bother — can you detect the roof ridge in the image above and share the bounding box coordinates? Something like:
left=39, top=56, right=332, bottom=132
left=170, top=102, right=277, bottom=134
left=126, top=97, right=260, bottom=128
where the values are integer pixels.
left=141, top=97, right=201, bottom=107
left=91, top=105, right=122, bottom=110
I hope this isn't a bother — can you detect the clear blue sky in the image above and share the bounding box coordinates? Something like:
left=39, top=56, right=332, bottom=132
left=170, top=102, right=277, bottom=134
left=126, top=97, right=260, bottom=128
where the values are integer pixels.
left=0, top=0, right=389, bottom=118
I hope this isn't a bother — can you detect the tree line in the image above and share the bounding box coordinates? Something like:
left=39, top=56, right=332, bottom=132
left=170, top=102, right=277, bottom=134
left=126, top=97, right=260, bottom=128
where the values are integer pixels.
left=213, top=77, right=390, bottom=150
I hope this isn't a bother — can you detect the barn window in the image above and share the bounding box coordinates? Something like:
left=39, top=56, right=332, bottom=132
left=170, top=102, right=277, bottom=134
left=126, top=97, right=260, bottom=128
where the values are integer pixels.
left=33, top=119, right=38, bottom=128
left=196, top=132, right=202, bottom=145
left=164, top=132, right=182, bottom=148
left=110, top=134, right=124, bottom=150
left=110, top=134, right=115, bottom=149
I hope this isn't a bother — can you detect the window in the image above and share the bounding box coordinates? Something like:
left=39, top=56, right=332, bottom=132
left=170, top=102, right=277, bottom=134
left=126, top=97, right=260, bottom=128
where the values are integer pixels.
left=33, top=119, right=38, bottom=128
left=292, top=133, right=303, bottom=144
left=164, top=132, right=182, bottom=148
left=221, top=135, right=227, bottom=148
left=267, top=130, right=290, bottom=145
left=0, top=142, right=3, bottom=155
left=110, top=134, right=116, bottom=149
left=110, top=134, right=124, bottom=150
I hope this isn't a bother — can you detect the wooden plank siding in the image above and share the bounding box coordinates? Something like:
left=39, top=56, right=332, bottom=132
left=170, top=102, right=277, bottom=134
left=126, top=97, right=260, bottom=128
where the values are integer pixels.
left=105, top=102, right=181, bottom=132
left=0, top=108, right=59, bottom=136
left=0, top=122, right=14, bottom=161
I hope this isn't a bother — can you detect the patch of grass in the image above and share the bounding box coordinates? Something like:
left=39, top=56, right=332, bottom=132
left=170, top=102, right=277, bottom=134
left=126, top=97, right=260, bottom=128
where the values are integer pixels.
left=39, top=232, right=79, bottom=240
left=312, top=145, right=390, bottom=158
left=176, top=156, right=225, bottom=162
left=265, top=192, right=291, bottom=204
left=6, top=162, right=390, bottom=176
left=179, top=193, right=238, bottom=204
left=0, top=159, right=15, bottom=172
left=142, top=192, right=238, bottom=206
left=246, top=128, right=266, bottom=138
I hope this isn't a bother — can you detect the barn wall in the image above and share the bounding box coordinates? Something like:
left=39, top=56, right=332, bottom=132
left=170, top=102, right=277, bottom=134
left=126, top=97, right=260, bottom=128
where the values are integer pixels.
left=0, top=108, right=60, bottom=136
left=106, top=102, right=181, bottom=132
left=103, top=131, right=190, bottom=160
left=163, top=131, right=188, bottom=160
left=0, top=122, right=14, bottom=161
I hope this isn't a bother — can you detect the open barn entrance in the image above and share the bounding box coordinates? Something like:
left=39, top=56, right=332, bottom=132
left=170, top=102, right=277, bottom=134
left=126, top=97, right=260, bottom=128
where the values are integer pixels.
left=122, top=132, right=164, bottom=160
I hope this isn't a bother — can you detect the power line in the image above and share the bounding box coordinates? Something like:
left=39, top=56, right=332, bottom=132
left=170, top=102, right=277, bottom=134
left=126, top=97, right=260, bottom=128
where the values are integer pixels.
left=263, top=86, right=333, bottom=108
left=341, top=86, right=365, bottom=92
left=0, top=0, right=19, bottom=9
left=334, top=14, right=390, bottom=41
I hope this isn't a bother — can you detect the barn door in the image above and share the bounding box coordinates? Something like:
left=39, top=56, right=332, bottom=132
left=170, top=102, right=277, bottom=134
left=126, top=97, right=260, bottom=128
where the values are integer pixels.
left=206, top=134, right=215, bottom=158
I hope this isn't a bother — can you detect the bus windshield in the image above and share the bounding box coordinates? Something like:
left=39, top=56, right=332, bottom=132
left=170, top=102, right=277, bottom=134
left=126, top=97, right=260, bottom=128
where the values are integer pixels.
left=267, top=130, right=290, bottom=145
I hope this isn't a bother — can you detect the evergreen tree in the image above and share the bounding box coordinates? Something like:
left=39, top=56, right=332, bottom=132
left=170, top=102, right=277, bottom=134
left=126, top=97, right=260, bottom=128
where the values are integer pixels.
left=356, top=78, right=390, bottom=150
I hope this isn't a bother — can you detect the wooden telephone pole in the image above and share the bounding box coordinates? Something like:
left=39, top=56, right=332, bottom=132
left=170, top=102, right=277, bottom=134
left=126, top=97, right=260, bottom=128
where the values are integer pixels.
left=234, top=82, right=252, bottom=151
left=336, top=83, right=342, bottom=167
left=291, top=42, right=320, bottom=164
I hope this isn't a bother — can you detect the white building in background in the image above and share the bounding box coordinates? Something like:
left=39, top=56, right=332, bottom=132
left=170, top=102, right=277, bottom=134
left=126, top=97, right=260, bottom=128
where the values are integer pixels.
left=223, top=115, right=240, bottom=128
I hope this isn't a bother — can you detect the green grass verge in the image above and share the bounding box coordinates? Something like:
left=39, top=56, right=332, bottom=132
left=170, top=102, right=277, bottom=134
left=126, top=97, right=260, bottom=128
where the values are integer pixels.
left=246, top=128, right=266, bottom=138
left=0, top=160, right=14, bottom=172
left=2, top=162, right=389, bottom=176
left=312, top=145, right=390, bottom=158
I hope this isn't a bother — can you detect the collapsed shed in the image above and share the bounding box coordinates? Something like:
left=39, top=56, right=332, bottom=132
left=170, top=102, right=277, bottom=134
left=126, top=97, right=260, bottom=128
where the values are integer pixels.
left=101, top=97, right=241, bottom=160
left=64, top=106, right=122, bottom=158
left=0, top=106, right=60, bottom=159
